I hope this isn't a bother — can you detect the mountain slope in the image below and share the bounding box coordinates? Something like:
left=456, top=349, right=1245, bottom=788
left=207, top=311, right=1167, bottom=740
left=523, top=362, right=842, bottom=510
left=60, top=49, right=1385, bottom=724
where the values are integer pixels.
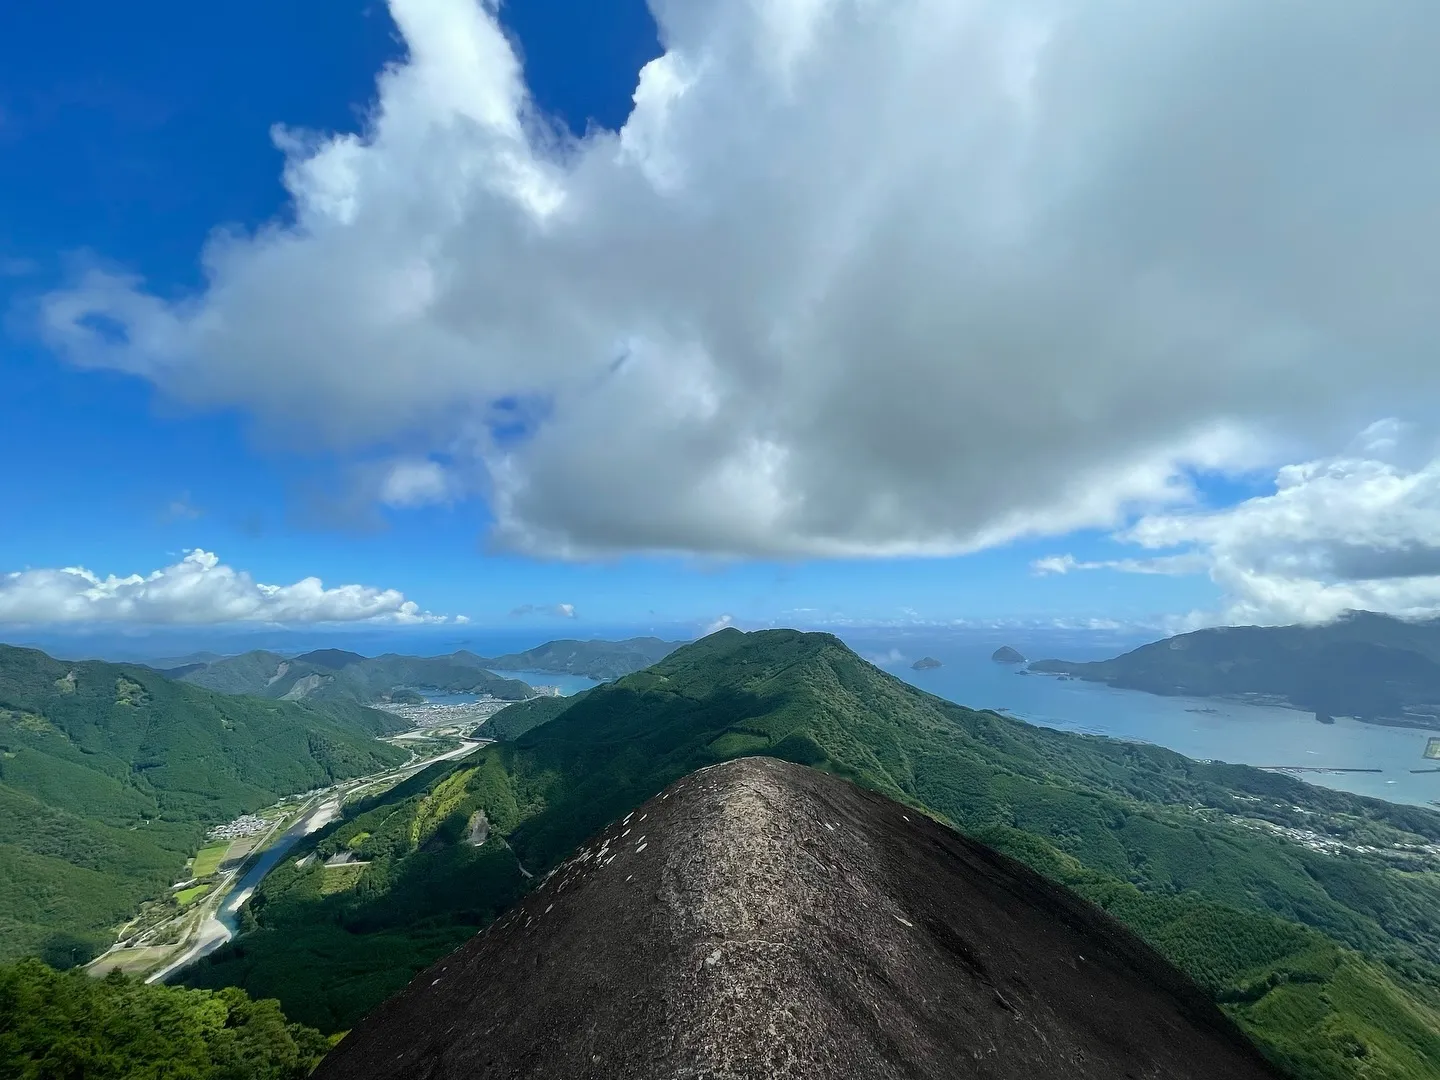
left=173, top=650, right=531, bottom=704
left=484, top=636, right=686, bottom=679
left=187, top=630, right=1440, bottom=1077
left=315, top=758, right=1283, bottom=1080
left=484, top=688, right=593, bottom=740
left=1030, top=611, right=1440, bottom=726
left=0, top=643, right=409, bottom=964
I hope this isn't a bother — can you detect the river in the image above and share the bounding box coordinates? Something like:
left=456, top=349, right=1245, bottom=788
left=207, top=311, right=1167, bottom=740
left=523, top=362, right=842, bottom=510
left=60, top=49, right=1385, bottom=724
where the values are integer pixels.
left=146, top=799, right=340, bottom=983
left=148, top=740, right=486, bottom=983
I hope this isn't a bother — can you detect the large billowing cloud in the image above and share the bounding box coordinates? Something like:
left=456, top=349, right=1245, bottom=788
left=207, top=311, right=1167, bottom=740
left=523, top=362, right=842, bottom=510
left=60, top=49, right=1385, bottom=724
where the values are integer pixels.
left=1038, top=422, right=1440, bottom=625
left=38, top=0, right=1440, bottom=561
left=0, top=550, right=455, bottom=625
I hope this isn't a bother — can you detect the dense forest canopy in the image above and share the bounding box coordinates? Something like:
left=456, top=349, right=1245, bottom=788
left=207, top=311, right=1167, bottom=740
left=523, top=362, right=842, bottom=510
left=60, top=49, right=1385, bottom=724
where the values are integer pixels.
left=0, top=958, right=333, bottom=1079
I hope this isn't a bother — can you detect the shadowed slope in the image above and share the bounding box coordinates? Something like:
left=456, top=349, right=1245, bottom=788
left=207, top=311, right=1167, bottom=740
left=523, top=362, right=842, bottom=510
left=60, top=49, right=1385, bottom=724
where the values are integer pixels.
left=315, top=758, right=1282, bottom=1080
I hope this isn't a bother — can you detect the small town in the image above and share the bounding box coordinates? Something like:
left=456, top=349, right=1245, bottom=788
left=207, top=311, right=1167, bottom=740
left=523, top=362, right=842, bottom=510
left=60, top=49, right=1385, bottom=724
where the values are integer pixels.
left=374, top=696, right=532, bottom=729
left=206, top=814, right=269, bottom=841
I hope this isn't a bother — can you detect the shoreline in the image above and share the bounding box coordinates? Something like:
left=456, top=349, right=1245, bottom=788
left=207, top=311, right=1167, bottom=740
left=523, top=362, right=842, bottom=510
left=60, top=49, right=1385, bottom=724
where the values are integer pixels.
left=1025, top=670, right=1440, bottom=734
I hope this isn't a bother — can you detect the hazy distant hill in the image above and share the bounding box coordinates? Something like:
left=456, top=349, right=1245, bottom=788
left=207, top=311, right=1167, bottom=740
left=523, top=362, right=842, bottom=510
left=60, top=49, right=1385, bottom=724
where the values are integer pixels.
left=172, top=650, right=532, bottom=705
left=1030, top=611, right=1440, bottom=727
left=166, top=638, right=686, bottom=705
left=0, top=643, right=408, bottom=965
left=484, top=637, right=687, bottom=680
left=149, top=650, right=227, bottom=669
left=188, top=630, right=1440, bottom=1078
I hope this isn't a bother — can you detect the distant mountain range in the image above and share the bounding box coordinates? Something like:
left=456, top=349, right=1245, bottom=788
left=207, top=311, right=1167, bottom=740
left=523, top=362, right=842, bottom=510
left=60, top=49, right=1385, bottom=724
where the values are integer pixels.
left=165, top=649, right=532, bottom=705
left=161, top=637, right=688, bottom=705
left=0, top=643, right=408, bottom=965
left=1029, top=611, right=1440, bottom=728
left=483, top=636, right=687, bottom=680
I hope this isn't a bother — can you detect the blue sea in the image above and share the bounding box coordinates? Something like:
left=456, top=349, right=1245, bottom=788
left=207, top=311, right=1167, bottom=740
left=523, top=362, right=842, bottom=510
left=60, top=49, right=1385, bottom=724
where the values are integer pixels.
left=489, top=670, right=602, bottom=696
left=423, top=670, right=600, bottom=705
left=838, top=630, right=1440, bottom=810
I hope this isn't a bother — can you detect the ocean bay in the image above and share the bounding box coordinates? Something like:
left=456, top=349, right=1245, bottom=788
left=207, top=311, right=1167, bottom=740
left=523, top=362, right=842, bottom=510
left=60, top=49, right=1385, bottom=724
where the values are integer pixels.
left=844, top=631, right=1440, bottom=809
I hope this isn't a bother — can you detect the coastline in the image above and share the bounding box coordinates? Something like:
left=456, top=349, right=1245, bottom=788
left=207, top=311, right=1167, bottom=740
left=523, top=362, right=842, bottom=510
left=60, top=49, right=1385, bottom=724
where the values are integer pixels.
left=1025, top=670, right=1440, bottom=734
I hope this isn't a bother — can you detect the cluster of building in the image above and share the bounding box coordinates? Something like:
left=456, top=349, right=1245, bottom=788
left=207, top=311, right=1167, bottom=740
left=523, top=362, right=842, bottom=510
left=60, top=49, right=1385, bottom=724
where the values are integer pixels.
left=375, top=698, right=513, bottom=727
left=207, top=814, right=269, bottom=840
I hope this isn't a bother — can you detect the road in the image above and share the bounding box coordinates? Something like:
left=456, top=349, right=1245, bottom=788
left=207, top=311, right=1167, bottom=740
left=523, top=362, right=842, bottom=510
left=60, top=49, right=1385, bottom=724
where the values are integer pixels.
left=93, top=736, right=489, bottom=984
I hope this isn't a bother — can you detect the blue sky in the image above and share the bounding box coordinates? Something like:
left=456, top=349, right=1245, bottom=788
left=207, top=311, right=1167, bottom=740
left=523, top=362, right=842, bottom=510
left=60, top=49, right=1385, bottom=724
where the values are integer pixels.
left=2, top=1, right=1434, bottom=642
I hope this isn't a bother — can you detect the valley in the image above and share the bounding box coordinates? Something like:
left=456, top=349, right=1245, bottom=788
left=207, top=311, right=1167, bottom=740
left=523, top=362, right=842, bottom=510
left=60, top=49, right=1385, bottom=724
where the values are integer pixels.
left=87, top=729, right=491, bottom=985
left=0, top=644, right=414, bottom=965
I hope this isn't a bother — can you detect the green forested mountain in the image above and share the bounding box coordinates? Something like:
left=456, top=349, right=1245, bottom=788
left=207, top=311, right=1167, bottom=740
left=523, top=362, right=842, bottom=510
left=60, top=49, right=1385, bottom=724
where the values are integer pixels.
left=1031, top=610, right=1440, bottom=726
left=483, top=636, right=686, bottom=680
left=0, top=959, right=332, bottom=1079
left=170, top=649, right=531, bottom=704
left=484, top=688, right=593, bottom=740
left=0, top=644, right=409, bottom=965
left=187, top=630, right=1440, bottom=1078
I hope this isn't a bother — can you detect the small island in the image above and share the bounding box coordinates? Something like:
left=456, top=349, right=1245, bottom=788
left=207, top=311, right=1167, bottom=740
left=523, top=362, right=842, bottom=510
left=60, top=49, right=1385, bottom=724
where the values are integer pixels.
left=911, top=656, right=943, bottom=671
left=991, top=646, right=1027, bottom=664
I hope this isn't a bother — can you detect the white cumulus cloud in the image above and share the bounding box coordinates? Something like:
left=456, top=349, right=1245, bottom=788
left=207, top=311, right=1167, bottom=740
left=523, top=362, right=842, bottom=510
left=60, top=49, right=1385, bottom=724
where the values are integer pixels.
left=0, top=550, right=451, bottom=626
left=1042, top=422, right=1440, bottom=626
left=36, top=0, right=1440, bottom=559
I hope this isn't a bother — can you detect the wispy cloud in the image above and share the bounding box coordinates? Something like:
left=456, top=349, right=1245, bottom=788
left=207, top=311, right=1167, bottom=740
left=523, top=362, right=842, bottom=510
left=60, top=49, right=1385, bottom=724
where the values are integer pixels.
left=377, top=459, right=457, bottom=509
left=1030, top=553, right=1208, bottom=577
left=703, top=614, right=735, bottom=635
left=865, top=648, right=908, bottom=666
left=509, top=602, right=577, bottom=619
left=160, top=492, right=204, bottom=522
